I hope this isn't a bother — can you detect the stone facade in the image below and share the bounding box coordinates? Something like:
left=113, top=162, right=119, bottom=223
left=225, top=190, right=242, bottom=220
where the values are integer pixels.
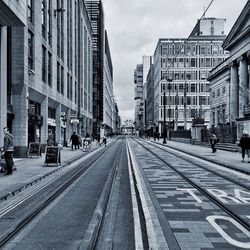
left=1, top=0, right=93, bottom=157
left=209, top=1, right=250, bottom=140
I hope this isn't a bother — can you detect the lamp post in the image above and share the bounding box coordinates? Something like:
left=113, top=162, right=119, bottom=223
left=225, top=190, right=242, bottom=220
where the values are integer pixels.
left=163, top=89, right=167, bottom=144
left=163, top=78, right=173, bottom=144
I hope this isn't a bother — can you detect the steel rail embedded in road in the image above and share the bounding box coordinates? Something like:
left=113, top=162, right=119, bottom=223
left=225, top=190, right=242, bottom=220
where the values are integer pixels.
left=0, top=145, right=112, bottom=248
left=139, top=137, right=250, bottom=192
left=131, top=137, right=250, bottom=232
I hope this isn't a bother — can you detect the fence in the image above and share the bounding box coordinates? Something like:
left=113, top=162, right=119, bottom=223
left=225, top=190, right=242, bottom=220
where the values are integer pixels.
left=201, top=125, right=237, bottom=144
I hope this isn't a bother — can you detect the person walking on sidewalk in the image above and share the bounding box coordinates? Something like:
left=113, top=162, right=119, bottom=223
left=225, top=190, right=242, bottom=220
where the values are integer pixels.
left=2, top=127, right=14, bottom=175
left=239, top=130, right=250, bottom=162
left=210, top=133, right=217, bottom=153
left=70, top=131, right=78, bottom=150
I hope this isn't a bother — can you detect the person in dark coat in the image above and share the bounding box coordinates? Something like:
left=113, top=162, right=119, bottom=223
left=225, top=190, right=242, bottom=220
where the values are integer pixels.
left=70, top=131, right=78, bottom=150
left=2, top=127, right=14, bottom=175
left=210, top=133, right=217, bottom=153
left=239, top=130, right=250, bottom=162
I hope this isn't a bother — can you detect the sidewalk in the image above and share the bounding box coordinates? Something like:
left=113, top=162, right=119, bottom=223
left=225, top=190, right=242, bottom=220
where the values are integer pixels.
left=147, top=137, right=250, bottom=175
left=1, top=138, right=249, bottom=202
left=0, top=144, right=99, bottom=200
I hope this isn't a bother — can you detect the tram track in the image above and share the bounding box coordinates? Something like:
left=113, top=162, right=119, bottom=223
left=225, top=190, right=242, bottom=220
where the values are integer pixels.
left=0, top=143, right=116, bottom=248
left=142, top=138, right=250, bottom=191
left=130, top=137, right=250, bottom=233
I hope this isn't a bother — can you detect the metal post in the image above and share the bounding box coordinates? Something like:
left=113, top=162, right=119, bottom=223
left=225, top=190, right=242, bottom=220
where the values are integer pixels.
left=163, top=91, right=167, bottom=144
left=184, top=82, right=187, bottom=130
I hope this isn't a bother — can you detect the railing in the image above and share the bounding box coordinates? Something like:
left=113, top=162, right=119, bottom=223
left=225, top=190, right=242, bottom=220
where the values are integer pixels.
left=170, top=130, right=191, bottom=139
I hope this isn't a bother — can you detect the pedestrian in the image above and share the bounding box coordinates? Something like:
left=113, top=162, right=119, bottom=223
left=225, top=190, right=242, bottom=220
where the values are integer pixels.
left=103, top=135, right=107, bottom=146
left=210, top=133, right=217, bottom=153
left=70, top=131, right=78, bottom=150
left=77, top=134, right=82, bottom=149
left=239, top=130, right=250, bottom=162
left=2, top=127, right=14, bottom=175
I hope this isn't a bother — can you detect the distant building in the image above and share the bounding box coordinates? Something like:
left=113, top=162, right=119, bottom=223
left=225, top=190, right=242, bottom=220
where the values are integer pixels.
left=145, top=63, right=155, bottom=135
left=208, top=1, right=250, bottom=142
left=134, top=56, right=153, bottom=132
left=86, top=0, right=105, bottom=136
left=134, top=64, right=143, bottom=131
left=153, top=18, right=229, bottom=135
left=86, top=0, right=118, bottom=136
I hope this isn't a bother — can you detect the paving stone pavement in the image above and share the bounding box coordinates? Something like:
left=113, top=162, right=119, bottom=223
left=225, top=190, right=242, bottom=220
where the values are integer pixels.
left=0, top=142, right=101, bottom=198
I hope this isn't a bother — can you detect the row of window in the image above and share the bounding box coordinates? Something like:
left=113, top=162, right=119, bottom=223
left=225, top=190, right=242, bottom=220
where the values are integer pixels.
left=161, top=82, right=210, bottom=93
left=160, top=95, right=209, bottom=106
left=160, top=107, right=208, bottom=119
left=161, top=70, right=210, bottom=81
left=211, top=86, right=226, bottom=98
left=160, top=42, right=227, bottom=57
left=161, top=57, right=224, bottom=69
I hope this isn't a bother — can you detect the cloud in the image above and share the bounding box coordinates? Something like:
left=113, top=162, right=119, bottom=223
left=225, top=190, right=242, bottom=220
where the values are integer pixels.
left=102, top=0, right=248, bottom=122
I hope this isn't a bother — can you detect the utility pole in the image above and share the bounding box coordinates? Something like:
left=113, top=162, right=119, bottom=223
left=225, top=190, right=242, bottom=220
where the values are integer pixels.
left=175, top=87, right=179, bottom=130
left=184, top=81, right=187, bottom=130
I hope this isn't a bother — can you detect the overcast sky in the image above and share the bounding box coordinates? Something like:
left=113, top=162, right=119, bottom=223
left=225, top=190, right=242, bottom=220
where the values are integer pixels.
left=102, top=0, right=248, bottom=123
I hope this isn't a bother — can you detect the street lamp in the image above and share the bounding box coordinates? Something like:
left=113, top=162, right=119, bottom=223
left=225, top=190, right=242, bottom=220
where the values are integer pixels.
left=163, top=78, right=173, bottom=144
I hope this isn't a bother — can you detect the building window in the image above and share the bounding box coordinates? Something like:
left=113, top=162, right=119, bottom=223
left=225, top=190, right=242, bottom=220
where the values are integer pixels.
left=206, top=84, right=210, bottom=92
left=75, top=81, right=77, bottom=104
left=48, top=107, right=56, bottom=119
left=212, top=110, right=215, bottom=124
left=212, top=45, right=218, bottom=55
left=42, top=46, right=46, bottom=83
left=186, top=71, right=191, bottom=80
left=57, top=62, right=60, bottom=92
left=174, top=43, right=180, bottom=55
left=61, top=66, right=64, bottom=95
left=179, top=83, right=184, bottom=92
left=174, top=71, right=180, bottom=80
left=191, top=83, right=196, bottom=92
left=200, top=45, right=206, bottom=55
left=28, top=30, right=34, bottom=70
left=200, top=58, right=205, bottom=68
left=207, top=45, right=211, bottom=55
left=217, top=88, right=220, bottom=96
left=200, top=96, right=206, bottom=105
left=28, top=0, right=33, bottom=23
left=190, top=58, right=196, bottom=68
left=48, top=52, right=52, bottom=86
left=222, top=86, right=226, bottom=94
left=178, top=58, right=184, bottom=68
left=42, top=0, right=46, bottom=39
left=205, top=58, right=211, bottom=67
left=200, top=83, right=204, bottom=93
left=48, top=0, right=52, bottom=45
left=200, top=71, right=207, bottom=80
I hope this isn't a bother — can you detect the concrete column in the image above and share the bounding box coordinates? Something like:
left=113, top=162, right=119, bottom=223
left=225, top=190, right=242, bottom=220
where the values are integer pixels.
left=239, top=55, right=248, bottom=117
left=229, top=61, right=239, bottom=123
left=247, top=52, right=250, bottom=104
left=65, top=108, right=70, bottom=143
left=56, top=103, right=61, bottom=145
left=40, top=96, right=48, bottom=146
left=0, top=26, right=7, bottom=146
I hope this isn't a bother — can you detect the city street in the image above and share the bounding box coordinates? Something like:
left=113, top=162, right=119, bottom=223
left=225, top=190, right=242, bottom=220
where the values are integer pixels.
left=0, top=136, right=250, bottom=249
